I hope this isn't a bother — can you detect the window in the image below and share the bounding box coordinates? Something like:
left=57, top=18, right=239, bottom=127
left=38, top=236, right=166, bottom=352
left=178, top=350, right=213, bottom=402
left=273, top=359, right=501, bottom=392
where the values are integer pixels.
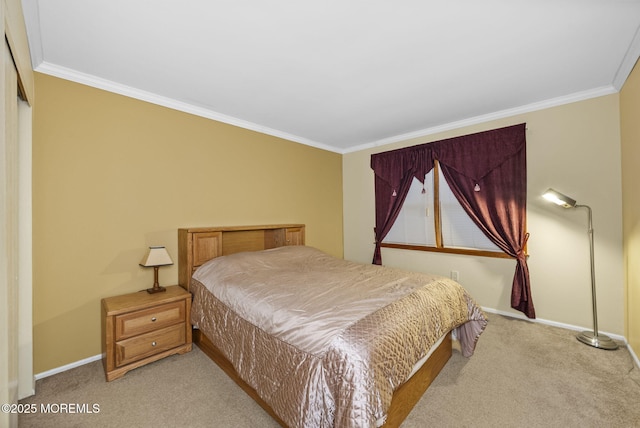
left=384, top=172, right=435, bottom=247
left=370, top=123, right=534, bottom=318
left=382, top=161, right=509, bottom=258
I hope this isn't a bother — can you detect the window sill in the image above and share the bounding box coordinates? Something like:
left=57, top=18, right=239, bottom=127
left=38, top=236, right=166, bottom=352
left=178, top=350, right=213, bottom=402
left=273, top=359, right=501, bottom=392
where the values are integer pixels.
left=380, top=243, right=516, bottom=259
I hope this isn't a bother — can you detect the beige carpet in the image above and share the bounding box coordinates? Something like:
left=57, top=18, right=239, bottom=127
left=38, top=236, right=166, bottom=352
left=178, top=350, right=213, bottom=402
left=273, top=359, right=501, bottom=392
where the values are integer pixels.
left=19, top=314, right=640, bottom=427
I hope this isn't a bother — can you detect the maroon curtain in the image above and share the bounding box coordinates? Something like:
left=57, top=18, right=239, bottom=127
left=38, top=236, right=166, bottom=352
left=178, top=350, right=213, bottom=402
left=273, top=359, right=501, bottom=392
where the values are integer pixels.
left=370, top=147, right=434, bottom=264
left=370, top=123, right=534, bottom=318
left=434, top=124, right=534, bottom=318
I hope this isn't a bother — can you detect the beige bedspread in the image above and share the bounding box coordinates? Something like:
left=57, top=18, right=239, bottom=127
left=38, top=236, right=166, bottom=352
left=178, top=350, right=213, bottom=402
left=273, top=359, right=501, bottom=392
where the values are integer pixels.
left=190, top=246, right=486, bottom=428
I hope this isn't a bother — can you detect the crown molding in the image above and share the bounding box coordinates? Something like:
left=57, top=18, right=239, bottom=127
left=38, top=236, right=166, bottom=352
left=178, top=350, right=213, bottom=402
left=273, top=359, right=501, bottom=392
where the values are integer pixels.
left=342, top=85, right=618, bottom=154
left=20, top=0, right=44, bottom=70
left=34, top=62, right=342, bottom=154
left=613, top=22, right=640, bottom=91
left=35, top=62, right=622, bottom=156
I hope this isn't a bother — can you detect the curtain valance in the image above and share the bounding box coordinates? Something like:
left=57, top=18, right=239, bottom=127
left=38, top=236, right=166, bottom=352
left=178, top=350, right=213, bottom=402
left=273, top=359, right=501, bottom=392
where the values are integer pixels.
left=370, top=146, right=435, bottom=191
left=371, top=124, right=525, bottom=190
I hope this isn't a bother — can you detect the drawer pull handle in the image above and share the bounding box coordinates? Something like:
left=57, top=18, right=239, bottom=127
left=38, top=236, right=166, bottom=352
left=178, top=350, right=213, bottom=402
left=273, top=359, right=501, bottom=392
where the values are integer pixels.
left=151, top=317, right=157, bottom=322
left=151, top=341, right=157, bottom=347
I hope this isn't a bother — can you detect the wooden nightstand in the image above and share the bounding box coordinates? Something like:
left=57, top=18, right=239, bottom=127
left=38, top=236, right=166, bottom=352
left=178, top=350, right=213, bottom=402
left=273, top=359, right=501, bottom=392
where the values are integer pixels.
left=101, top=285, right=192, bottom=381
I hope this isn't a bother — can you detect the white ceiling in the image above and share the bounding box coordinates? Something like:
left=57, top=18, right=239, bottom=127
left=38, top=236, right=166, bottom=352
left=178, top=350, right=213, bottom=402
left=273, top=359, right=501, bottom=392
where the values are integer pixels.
left=21, top=1, right=640, bottom=153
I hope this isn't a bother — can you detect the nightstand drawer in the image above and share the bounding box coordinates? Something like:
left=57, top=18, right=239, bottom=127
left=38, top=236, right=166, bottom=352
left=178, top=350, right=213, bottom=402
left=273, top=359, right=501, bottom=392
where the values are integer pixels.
left=115, top=300, right=185, bottom=340
left=115, top=323, right=186, bottom=367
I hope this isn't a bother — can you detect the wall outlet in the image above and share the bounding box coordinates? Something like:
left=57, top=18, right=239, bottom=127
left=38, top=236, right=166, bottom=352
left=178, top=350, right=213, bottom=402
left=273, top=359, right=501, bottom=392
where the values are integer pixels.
left=450, top=270, right=459, bottom=281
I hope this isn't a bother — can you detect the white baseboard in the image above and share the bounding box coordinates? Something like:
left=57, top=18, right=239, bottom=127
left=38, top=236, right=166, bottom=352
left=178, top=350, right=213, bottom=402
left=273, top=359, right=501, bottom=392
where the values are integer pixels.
left=482, top=306, right=627, bottom=342
left=35, top=354, right=102, bottom=380
left=34, top=309, right=640, bottom=380
left=482, top=306, right=640, bottom=369
left=629, top=344, right=640, bottom=369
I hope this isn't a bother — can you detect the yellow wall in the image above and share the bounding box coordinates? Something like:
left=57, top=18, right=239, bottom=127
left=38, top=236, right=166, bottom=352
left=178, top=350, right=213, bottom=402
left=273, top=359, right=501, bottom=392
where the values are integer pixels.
left=344, top=94, right=625, bottom=334
left=32, top=65, right=639, bottom=373
left=32, top=73, right=344, bottom=373
left=621, top=59, right=640, bottom=355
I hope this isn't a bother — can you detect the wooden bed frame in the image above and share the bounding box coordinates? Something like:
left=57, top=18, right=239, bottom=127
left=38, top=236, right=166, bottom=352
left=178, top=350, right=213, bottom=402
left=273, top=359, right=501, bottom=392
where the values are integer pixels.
left=177, top=224, right=452, bottom=427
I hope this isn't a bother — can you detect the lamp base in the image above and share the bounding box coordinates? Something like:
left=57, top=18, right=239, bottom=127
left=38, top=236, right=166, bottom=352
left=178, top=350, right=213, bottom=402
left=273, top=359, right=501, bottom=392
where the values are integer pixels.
left=576, top=331, right=618, bottom=350
left=146, top=285, right=166, bottom=294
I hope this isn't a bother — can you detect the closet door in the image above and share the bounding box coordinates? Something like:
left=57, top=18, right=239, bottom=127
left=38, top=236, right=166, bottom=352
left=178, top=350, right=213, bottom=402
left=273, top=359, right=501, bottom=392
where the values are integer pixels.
left=1, top=38, right=19, bottom=428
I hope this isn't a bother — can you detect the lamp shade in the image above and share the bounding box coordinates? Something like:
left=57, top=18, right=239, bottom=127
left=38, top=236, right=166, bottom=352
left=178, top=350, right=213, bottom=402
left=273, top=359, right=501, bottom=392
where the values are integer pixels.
left=542, top=188, right=577, bottom=208
left=139, top=246, right=173, bottom=267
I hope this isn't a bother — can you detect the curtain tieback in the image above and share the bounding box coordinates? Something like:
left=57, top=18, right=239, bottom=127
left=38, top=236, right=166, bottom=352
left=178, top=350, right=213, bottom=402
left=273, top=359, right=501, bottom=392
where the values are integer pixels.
left=516, top=233, right=530, bottom=261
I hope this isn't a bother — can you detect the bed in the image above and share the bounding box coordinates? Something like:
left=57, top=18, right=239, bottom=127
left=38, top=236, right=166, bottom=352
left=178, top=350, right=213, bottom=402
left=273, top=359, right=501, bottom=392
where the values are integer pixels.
left=178, top=224, right=487, bottom=428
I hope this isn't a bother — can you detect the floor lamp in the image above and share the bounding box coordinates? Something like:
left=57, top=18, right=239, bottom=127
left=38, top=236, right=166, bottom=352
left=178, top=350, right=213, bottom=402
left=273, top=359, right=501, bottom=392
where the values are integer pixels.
left=542, top=189, right=618, bottom=350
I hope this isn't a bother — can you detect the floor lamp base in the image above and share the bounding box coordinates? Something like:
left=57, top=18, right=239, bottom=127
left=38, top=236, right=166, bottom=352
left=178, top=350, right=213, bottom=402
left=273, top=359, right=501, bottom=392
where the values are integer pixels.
left=576, top=331, right=618, bottom=350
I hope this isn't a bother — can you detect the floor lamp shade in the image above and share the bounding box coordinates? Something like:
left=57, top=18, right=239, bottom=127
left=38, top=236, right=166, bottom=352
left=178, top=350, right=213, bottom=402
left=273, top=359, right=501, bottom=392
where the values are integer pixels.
left=542, top=189, right=618, bottom=350
left=140, top=246, right=173, bottom=294
left=542, top=188, right=577, bottom=208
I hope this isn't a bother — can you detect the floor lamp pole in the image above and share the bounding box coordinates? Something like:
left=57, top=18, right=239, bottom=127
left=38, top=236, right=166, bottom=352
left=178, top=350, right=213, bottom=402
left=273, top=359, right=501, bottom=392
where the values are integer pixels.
left=575, top=204, right=618, bottom=350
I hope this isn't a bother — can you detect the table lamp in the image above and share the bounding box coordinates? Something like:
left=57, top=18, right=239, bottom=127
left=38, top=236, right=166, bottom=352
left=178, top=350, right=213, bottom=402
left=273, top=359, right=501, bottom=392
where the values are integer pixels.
left=139, top=246, right=173, bottom=294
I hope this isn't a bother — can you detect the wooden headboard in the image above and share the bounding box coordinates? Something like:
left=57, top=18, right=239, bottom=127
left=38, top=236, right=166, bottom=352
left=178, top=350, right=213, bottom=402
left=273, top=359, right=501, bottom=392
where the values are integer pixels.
left=177, top=224, right=305, bottom=292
